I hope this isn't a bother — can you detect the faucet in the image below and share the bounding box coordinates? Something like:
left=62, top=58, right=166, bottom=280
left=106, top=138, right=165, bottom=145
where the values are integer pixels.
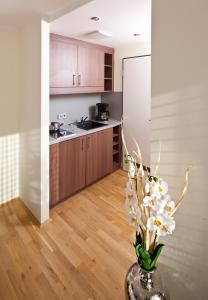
left=81, top=116, right=88, bottom=123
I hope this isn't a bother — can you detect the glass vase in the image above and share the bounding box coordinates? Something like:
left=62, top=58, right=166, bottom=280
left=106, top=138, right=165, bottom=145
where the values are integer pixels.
left=125, top=263, right=170, bottom=300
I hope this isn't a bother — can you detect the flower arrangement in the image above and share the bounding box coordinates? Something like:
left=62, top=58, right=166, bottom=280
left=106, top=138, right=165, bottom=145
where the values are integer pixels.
left=123, top=133, right=191, bottom=272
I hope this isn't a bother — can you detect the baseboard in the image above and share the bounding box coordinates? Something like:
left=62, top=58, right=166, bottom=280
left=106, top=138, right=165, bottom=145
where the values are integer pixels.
left=19, top=199, right=52, bottom=227
left=0, top=196, right=20, bottom=206
left=18, top=198, right=52, bottom=227
left=0, top=197, right=52, bottom=227
left=39, top=218, right=52, bottom=227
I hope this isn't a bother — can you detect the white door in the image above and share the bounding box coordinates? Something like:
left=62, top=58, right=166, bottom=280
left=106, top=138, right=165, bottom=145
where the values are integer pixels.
left=123, top=55, right=151, bottom=168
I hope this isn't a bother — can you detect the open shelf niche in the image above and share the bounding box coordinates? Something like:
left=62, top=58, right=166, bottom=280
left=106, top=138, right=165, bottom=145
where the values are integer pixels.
left=104, top=53, right=113, bottom=92
left=112, top=126, right=121, bottom=170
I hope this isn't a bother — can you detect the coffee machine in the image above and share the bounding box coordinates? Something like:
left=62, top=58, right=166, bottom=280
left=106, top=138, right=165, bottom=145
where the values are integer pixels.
left=95, top=103, right=109, bottom=121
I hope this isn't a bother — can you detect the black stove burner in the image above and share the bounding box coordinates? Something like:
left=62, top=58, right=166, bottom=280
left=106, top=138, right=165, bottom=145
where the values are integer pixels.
left=50, top=129, right=73, bottom=139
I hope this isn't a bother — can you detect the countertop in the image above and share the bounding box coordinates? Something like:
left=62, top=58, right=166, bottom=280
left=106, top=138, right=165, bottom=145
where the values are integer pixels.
left=49, top=119, right=121, bottom=145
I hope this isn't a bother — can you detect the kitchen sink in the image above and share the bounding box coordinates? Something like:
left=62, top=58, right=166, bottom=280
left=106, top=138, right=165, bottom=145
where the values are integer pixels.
left=76, top=120, right=107, bottom=131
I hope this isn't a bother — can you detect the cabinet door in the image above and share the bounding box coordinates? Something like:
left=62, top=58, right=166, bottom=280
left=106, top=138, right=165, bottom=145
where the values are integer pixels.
left=98, top=128, right=113, bottom=178
left=78, top=46, right=104, bottom=87
left=50, top=37, right=78, bottom=88
left=59, top=137, right=86, bottom=200
left=86, top=129, right=113, bottom=185
left=50, top=144, right=60, bottom=207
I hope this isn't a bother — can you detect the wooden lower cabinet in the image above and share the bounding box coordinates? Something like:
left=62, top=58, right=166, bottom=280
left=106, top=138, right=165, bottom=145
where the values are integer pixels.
left=59, top=136, right=86, bottom=201
left=50, top=128, right=114, bottom=206
left=50, top=143, right=60, bottom=207
left=86, top=128, right=113, bottom=185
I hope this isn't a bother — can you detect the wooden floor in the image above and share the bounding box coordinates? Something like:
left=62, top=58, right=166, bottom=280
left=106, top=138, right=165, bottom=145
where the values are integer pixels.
left=0, top=170, right=135, bottom=300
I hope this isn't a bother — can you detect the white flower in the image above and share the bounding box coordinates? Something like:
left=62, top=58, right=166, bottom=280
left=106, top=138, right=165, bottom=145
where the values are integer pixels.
left=147, top=214, right=175, bottom=236
left=146, top=178, right=169, bottom=200
left=156, top=178, right=169, bottom=196
left=143, top=195, right=157, bottom=210
left=128, top=210, right=141, bottom=229
left=145, top=178, right=161, bottom=199
left=143, top=196, right=154, bottom=207
left=125, top=181, right=138, bottom=210
left=125, top=180, right=134, bottom=195
left=125, top=195, right=138, bottom=211
left=143, top=195, right=166, bottom=214
left=145, top=177, right=155, bottom=194
left=128, top=160, right=136, bottom=178
left=162, top=195, right=175, bottom=216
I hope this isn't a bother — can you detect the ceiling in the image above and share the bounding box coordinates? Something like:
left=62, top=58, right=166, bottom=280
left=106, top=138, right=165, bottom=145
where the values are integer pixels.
left=50, top=0, right=151, bottom=48
left=0, top=0, right=92, bottom=26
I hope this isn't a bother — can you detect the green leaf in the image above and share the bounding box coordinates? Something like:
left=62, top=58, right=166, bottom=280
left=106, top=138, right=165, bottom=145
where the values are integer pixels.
left=134, top=242, right=164, bottom=272
left=135, top=244, right=152, bottom=271
left=150, top=244, right=164, bottom=269
left=134, top=232, right=142, bottom=247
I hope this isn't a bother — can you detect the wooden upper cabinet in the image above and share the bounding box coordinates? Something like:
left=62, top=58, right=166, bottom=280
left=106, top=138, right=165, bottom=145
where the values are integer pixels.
left=50, top=37, right=77, bottom=88
left=86, top=128, right=113, bottom=185
left=78, top=46, right=104, bottom=87
left=59, top=137, right=86, bottom=201
left=50, top=33, right=114, bottom=95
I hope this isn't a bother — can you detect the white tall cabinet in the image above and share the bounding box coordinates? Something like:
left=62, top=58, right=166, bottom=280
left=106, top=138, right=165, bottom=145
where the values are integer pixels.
left=123, top=55, right=151, bottom=168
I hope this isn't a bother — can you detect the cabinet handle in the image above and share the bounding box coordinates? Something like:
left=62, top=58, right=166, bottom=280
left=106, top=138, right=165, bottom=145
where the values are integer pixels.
left=81, top=139, right=84, bottom=151
left=73, top=74, right=76, bottom=86
left=78, top=75, right=81, bottom=85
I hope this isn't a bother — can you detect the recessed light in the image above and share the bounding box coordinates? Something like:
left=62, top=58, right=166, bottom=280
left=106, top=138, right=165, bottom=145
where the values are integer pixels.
left=90, top=17, right=100, bottom=21
left=133, top=33, right=140, bottom=37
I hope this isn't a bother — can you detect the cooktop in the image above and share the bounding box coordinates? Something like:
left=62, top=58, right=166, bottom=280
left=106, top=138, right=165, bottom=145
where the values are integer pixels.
left=50, top=129, right=74, bottom=139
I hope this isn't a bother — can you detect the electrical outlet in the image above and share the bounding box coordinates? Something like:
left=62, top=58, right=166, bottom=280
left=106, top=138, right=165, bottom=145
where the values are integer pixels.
left=57, top=113, right=67, bottom=120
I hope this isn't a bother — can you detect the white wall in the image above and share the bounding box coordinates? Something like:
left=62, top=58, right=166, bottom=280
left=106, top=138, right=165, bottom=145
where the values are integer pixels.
left=152, top=1, right=208, bottom=299
left=19, top=19, right=49, bottom=223
left=50, top=94, right=101, bottom=123
left=41, top=20, right=50, bottom=223
left=114, top=42, right=151, bottom=92
left=0, top=27, right=20, bottom=203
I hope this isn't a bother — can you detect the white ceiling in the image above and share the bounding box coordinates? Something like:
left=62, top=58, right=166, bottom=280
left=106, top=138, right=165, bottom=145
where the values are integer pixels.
left=0, top=0, right=92, bottom=26
left=50, top=0, right=151, bottom=48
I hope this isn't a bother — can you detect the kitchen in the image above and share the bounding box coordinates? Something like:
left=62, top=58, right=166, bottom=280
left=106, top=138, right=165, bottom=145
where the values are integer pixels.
left=0, top=0, right=152, bottom=297
left=1, top=0, right=206, bottom=299
left=48, top=0, right=151, bottom=207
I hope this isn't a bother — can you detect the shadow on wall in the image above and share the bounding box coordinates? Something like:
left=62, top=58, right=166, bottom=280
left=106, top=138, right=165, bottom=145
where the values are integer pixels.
left=151, top=83, right=208, bottom=300
left=0, top=128, right=44, bottom=220
left=19, top=127, right=44, bottom=221
left=0, top=134, right=19, bottom=204
left=88, top=105, right=96, bottom=120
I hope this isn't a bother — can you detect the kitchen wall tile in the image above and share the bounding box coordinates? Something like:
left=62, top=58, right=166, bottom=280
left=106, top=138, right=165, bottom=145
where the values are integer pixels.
left=50, top=94, right=101, bottom=124
left=101, top=92, right=123, bottom=121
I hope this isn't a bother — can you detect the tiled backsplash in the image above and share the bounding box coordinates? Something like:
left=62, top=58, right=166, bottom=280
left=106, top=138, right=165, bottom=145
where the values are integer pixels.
left=50, top=94, right=101, bottom=124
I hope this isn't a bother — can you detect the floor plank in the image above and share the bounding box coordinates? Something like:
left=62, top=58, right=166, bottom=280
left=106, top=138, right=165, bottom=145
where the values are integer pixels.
left=0, top=170, right=135, bottom=299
